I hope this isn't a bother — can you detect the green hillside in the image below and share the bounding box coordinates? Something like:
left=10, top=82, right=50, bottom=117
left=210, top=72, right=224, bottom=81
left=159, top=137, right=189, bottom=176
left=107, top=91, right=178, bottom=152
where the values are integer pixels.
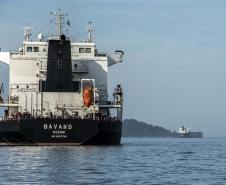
left=122, top=119, right=178, bottom=137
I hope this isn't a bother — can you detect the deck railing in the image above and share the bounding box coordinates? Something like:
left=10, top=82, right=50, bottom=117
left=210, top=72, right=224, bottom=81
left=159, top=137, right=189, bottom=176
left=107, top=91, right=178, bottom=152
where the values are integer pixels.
left=0, top=115, right=119, bottom=122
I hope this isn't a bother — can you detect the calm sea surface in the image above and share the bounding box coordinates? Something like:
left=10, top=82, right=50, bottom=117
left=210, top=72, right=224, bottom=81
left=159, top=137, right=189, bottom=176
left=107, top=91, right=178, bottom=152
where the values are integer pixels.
left=0, top=138, right=225, bottom=185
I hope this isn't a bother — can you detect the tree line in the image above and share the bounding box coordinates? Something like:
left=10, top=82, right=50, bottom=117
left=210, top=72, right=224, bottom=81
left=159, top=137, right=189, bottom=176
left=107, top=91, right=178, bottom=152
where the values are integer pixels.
left=122, top=119, right=179, bottom=137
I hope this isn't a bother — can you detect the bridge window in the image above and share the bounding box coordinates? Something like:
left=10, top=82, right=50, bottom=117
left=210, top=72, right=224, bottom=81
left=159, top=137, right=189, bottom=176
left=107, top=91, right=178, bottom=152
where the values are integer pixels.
left=86, top=48, right=91, bottom=53
left=27, top=47, right=32, bottom=52
left=33, top=47, right=39, bottom=52
left=79, top=48, right=85, bottom=53
left=27, top=46, right=39, bottom=52
left=79, top=48, right=91, bottom=53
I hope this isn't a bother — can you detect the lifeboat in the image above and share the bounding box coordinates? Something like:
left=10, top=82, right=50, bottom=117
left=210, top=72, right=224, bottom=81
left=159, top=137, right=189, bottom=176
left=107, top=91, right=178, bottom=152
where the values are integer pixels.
left=83, top=87, right=94, bottom=108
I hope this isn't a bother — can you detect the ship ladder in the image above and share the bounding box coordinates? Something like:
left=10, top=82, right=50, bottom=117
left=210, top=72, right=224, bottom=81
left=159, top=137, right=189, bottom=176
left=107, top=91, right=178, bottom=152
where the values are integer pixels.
left=2, top=137, right=10, bottom=145
left=15, top=137, right=23, bottom=145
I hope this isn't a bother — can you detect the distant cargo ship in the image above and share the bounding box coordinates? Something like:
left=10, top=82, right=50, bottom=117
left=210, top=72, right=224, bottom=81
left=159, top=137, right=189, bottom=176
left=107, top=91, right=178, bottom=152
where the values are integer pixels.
left=178, top=125, right=203, bottom=138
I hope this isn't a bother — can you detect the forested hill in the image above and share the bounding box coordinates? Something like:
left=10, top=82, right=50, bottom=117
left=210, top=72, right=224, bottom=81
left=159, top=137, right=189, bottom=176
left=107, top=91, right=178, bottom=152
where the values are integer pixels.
left=122, top=119, right=178, bottom=137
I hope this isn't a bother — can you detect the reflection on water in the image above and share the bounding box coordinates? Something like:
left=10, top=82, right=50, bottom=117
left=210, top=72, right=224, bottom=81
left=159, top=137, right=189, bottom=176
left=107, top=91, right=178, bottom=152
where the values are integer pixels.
left=0, top=138, right=225, bottom=184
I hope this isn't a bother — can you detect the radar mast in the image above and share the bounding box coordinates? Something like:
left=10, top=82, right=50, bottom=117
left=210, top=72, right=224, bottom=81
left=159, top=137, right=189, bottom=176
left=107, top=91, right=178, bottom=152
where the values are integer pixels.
left=87, top=22, right=93, bottom=42
left=21, top=27, right=34, bottom=42
left=50, top=8, right=70, bottom=39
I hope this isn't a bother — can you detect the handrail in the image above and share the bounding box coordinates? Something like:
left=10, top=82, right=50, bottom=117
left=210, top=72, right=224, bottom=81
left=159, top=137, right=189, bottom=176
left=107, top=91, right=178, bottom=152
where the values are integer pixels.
left=0, top=116, right=119, bottom=122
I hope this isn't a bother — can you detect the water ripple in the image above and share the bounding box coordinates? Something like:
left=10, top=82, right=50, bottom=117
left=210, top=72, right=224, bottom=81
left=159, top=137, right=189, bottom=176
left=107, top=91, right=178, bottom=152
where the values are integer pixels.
left=0, top=138, right=225, bottom=184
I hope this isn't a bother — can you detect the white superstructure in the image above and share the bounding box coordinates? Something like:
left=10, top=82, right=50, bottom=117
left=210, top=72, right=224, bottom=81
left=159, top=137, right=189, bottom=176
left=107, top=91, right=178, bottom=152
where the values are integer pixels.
left=0, top=9, right=124, bottom=121
left=178, top=125, right=191, bottom=133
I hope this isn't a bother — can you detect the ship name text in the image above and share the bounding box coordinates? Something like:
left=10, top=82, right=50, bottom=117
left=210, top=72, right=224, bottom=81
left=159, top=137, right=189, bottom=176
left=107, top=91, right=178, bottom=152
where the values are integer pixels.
left=44, top=124, right=72, bottom=130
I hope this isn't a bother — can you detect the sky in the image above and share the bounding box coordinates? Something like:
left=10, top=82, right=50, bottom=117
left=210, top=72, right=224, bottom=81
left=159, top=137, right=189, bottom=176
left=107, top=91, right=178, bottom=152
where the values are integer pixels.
left=1, top=0, right=226, bottom=137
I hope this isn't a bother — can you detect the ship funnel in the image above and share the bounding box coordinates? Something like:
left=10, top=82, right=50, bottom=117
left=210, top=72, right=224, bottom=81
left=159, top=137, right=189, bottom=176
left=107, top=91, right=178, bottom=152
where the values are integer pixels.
left=182, top=125, right=185, bottom=131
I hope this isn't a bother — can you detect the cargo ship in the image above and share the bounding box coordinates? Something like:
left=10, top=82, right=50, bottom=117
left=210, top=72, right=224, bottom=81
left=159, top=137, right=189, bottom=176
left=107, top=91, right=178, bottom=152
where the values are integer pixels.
left=178, top=125, right=203, bottom=138
left=0, top=9, right=124, bottom=145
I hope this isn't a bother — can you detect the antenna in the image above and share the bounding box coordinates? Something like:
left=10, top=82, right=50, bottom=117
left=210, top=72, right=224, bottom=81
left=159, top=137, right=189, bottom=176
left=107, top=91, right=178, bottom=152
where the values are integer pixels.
left=50, top=9, right=70, bottom=39
left=25, top=8, right=27, bottom=26
left=87, top=22, right=93, bottom=42
left=21, top=27, right=35, bottom=42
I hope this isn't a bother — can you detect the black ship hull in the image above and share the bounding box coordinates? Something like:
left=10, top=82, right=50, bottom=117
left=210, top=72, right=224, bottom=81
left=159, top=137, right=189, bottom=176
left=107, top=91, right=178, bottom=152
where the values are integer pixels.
left=0, top=119, right=122, bottom=146
left=180, top=132, right=203, bottom=138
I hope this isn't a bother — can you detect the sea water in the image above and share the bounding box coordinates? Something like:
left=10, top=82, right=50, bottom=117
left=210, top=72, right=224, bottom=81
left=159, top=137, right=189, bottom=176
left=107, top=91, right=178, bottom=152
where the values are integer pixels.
left=0, top=138, right=225, bottom=185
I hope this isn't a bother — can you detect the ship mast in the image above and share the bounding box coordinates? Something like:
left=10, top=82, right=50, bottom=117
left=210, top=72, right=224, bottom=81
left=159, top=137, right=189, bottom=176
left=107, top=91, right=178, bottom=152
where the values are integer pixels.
left=87, top=22, right=93, bottom=42
left=21, top=27, right=34, bottom=42
left=50, top=9, right=70, bottom=39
